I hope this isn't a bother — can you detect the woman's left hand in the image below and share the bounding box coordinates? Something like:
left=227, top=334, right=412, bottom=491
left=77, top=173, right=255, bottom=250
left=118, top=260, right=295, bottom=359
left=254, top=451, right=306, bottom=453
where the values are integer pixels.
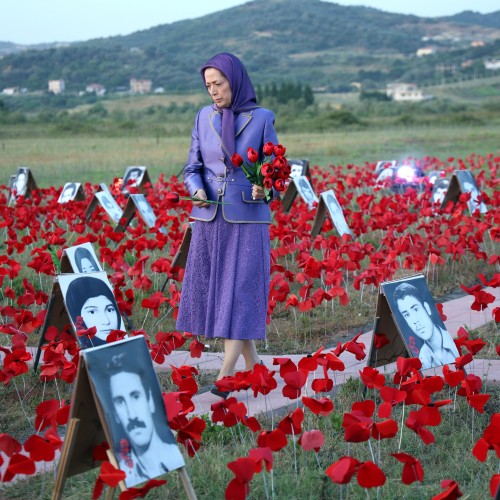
left=252, top=185, right=266, bottom=200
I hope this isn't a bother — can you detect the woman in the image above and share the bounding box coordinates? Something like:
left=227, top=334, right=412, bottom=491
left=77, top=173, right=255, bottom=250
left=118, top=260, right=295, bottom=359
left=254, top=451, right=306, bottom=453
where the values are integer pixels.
left=65, top=275, right=123, bottom=348
left=176, top=52, right=278, bottom=398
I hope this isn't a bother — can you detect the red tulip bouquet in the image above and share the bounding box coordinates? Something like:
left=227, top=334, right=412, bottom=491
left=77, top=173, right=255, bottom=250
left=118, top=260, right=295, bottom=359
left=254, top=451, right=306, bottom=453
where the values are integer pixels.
left=231, top=142, right=291, bottom=202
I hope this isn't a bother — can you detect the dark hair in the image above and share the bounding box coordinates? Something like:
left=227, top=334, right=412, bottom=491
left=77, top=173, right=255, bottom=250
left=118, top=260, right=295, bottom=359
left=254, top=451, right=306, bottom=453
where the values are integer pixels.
left=106, top=351, right=151, bottom=395
left=65, top=276, right=120, bottom=330
left=393, top=282, right=426, bottom=307
left=63, top=183, right=77, bottom=194
left=74, top=246, right=100, bottom=273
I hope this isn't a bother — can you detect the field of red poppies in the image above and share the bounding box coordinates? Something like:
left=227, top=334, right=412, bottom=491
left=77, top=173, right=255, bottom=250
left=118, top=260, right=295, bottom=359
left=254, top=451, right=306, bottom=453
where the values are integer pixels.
left=0, top=153, right=499, bottom=499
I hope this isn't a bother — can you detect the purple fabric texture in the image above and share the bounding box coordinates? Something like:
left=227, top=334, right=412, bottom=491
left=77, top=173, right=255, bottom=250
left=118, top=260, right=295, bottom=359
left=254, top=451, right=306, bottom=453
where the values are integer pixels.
left=200, top=52, right=259, bottom=160
left=176, top=210, right=270, bottom=340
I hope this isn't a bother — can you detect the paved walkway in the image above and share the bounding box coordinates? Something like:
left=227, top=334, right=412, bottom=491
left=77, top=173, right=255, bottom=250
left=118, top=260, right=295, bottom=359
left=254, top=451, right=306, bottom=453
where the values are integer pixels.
left=160, top=286, right=500, bottom=417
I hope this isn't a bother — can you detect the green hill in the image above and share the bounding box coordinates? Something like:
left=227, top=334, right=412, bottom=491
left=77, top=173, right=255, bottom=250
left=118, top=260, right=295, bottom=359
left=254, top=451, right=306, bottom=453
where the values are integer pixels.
left=0, top=0, right=499, bottom=94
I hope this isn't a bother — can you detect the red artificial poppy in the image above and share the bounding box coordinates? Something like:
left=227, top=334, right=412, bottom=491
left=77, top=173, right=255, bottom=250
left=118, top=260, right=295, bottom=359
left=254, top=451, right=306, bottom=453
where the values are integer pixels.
left=356, top=461, right=386, bottom=488
left=273, top=357, right=297, bottom=377
left=92, top=442, right=110, bottom=462
left=118, top=479, right=167, bottom=499
left=248, top=362, right=277, bottom=397
left=302, top=396, right=334, bottom=416
left=490, top=474, right=500, bottom=498
left=24, top=434, right=56, bottom=462
left=432, top=479, right=463, bottom=499
left=406, top=406, right=441, bottom=445
left=176, top=416, right=206, bottom=457
left=34, top=399, right=61, bottom=432
left=3, top=453, right=36, bottom=482
left=378, top=386, right=407, bottom=418
left=325, top=456, right=360, bottom=484
left=359, top=366, right=385, bottom=389
left=470, top=289, right=495, bottom=311
left=466, top=393, right=490, bottom=413
left=278, top=408, right=304, bottom=436
left=141, top=291, right=168, bottom=318
left=0, top=433, right=22, bottom=457
left=257, top=429, right=288, bottom=452
left=99, top=460, right=127, bottom=486
left=442, top=365, right=465, bottom=388
left=373, top=332, right=390, bottom=349
left=299, top=430, right=325, bottom=452
left=311, top=377, right=333, bottom=394
left=391, top=452, right=424, bottom=484
left=225, top=456, right=257, bottom=500
left=282, top=369, right=308, bottom=399
left=248, top=447, right=273, bottom=472
left=372, top=419, right=398, bottom=440
left=189, top=337, right=205, bottom=358
left=472, top=413, right=500, bottom=462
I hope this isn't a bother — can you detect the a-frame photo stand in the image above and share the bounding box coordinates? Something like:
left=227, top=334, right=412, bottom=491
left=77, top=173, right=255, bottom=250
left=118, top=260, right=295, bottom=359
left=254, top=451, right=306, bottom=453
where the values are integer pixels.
left=114, top=196, right=138, bottom=233
left=85, top=183, right=113, bottom=221
left=52, top=343, right=197, bottom=500
left=33, top=280, right=71, bottom=372
left=121, top=166, right=152, bottom=196
left=310, top=190, right=353, bottom=239
left=160, top=223, right=193, bottom=293
left=8, top=167, right=38, bottom=205
left=367, top=274, right=460, bottom=371
left=440, top=170, right=488, bottom=215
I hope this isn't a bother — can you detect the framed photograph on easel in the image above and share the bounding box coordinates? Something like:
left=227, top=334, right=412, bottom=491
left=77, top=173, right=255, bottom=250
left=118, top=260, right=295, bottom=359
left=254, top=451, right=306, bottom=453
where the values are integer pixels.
left=121, top=166, right=151, bottom=196
left=311, top=189, right=353, bottom=239
left=52, top=337, right=194, bottom=499
left=367, top=274, right=459, bottom=371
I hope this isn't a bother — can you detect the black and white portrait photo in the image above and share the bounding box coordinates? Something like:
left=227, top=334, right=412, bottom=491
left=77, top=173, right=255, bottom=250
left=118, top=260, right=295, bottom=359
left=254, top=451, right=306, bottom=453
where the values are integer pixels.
left=96, top=191, right=123, bottom=223
left=295, top=175, right=318, bottom=209
left=82, top=336, right=185, bottom=487
left=382, top=276, right=459, bottom=370
left=10, top=167, right=30, bottom=200
left=122, top=166, right=146, bottom=194
left=431, top=178, right=450, bottom=205
left=63, top=242, right=102, bottom=274
left=58, top=182, right=81, bottom=204
left=321, top=190, right=352, bottom=237
left=131, top=194, right=157, bottom=228
left=455, top=170, right=488, bottom=215
left=58, top=272, right=125, bottom=349
left=288, top=159, right=307, bottom=180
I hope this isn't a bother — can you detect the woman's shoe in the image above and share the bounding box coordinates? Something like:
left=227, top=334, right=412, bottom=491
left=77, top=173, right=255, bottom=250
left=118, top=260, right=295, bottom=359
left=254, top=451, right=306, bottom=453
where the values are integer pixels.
left=210, top=385, right=230, bottom=399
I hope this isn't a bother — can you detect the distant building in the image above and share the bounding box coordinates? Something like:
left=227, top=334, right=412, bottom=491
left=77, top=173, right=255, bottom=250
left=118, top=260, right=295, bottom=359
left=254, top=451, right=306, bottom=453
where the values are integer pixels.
left=48, top=79, right=65, bottom=94
left=130, top=78, right=152, bottom=94
left=2, top=87, right=20, bottom=95
left=386, top=83, right=432, bottom=102
left=416, top=46, right=437, bottom=57
left=86, top=83, right=106, bottom=96
left=484, top=59, right=500, bottom=71
left=471, top=41, right=485, bottom=47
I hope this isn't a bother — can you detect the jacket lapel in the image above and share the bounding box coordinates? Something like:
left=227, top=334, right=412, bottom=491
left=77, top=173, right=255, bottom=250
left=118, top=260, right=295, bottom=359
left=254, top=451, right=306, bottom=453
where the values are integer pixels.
left=236, top=111, right=253, bottom=137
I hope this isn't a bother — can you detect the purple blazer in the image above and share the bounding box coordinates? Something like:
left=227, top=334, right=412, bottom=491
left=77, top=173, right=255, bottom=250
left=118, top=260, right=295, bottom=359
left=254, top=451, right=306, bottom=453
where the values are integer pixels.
left=183, top=105, right=278, bottom=223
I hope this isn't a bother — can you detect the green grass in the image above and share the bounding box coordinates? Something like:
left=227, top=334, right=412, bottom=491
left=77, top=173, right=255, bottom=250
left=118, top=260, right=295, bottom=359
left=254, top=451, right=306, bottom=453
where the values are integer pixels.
left=1, top=124, right=500, bottom=187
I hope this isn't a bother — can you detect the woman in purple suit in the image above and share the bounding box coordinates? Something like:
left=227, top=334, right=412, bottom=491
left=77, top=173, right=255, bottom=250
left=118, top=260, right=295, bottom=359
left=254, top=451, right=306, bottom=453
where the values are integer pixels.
left=176, top=52, right=278, bottom=398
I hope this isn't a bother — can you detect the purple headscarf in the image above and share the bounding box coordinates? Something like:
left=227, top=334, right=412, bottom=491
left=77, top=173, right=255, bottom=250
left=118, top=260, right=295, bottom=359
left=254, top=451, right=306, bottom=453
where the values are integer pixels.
left=201, top=52, right=259, bottom=160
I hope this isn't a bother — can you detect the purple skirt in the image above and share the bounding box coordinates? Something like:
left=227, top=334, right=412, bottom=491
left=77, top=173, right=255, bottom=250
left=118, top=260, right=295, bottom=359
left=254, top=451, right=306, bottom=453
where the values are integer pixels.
left=176, top=210, right=270, bottom=340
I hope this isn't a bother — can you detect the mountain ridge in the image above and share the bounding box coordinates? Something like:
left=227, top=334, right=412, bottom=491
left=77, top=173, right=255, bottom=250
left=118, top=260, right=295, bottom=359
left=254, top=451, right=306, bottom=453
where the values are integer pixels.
left=1, top=0, right=499, bottom=93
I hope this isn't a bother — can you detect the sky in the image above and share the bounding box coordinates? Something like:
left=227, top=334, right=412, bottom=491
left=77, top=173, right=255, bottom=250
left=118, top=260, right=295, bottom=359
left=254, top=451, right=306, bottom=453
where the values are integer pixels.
left=3, top=0, right=499, bottom=45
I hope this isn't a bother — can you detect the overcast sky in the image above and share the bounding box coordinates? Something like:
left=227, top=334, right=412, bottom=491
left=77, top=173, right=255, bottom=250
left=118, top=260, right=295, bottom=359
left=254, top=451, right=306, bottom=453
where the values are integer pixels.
left=3, top=0, right=499, bottom=45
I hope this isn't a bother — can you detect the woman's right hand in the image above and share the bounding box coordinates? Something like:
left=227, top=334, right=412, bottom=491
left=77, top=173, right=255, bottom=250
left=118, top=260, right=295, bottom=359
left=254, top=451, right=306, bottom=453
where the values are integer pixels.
left=193, top=189, right=210, bottom=208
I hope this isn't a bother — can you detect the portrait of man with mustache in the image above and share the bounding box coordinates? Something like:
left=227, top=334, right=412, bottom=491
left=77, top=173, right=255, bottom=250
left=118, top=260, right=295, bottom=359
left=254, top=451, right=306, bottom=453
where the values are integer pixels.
left=90, top=339, right=185, bottom=487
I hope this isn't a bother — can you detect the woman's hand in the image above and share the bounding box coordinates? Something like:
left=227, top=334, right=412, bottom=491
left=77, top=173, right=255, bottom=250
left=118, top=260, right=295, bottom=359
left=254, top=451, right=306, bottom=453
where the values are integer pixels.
left=252, top=185, right=266, bottom=200
left=193, top=189, right=210, bottom=207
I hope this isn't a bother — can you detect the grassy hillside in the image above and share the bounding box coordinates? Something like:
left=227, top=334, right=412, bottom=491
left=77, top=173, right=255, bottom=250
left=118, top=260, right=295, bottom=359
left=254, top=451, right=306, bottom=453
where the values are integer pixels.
left=0, top=0, right=499, bottom=93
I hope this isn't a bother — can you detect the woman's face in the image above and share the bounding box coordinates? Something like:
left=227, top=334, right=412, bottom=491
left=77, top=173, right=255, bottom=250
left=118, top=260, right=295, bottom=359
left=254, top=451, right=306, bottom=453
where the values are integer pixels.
left=80, top=295, right=119, bottom=339
left=80, top=257, right=97, bottom=273
left=204, top=68, right=232, bottom=108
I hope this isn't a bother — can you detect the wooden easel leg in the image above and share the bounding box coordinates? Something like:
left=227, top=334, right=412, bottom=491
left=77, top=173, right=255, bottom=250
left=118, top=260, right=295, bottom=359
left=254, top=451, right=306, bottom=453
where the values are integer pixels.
left=178, top=466, right=197, bottom=500
left=52, top=418, right=80, bottom=500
